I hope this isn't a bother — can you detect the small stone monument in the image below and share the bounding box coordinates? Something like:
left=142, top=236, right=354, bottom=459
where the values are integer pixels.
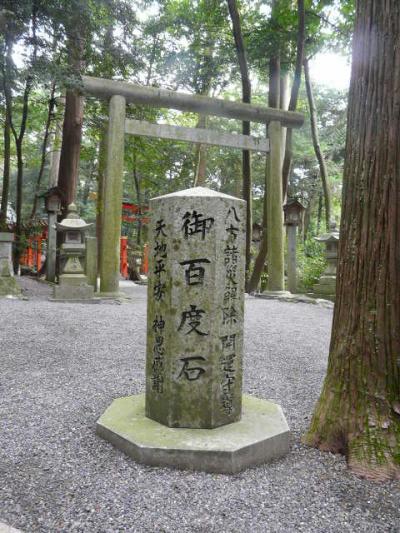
left=312, top=220, right=340, bottom=300
left=0, top=232, right=21, bottom=297
left=97, top=187, right=289, bottom=473
left=53, top=203, right=94, bottom=301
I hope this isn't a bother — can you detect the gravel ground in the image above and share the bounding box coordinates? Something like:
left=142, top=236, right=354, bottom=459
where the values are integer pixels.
left=1, top=277, right=399, bottom=533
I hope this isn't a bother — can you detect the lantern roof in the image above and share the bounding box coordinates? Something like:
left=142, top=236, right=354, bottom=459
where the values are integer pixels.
left=283, top=198, right=305, bottom=212
left=315, top=220, right=340, bottom=243
left=56, top=203, right=92, bottom=232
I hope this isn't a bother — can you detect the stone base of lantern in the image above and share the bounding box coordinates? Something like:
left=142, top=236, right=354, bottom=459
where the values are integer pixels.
left=0, top=276, right=21, bottom=297
left=52, top=274, right=94, bottom=301
left=312, top=275, right=336, bottom=301
left=96, top=394, right=290, bottom=474
left=259, top=290, right=293, bottom=299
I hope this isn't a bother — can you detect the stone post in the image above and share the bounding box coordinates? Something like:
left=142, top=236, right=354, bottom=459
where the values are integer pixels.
left=267, top=121, right=284, bottom=291
left=287, top=224, right=297, bottom=293
left=0, top=232, right=14, bottom=277
left=146, top=187, right=246, bottom=429
left=99, top=95, right=126, bottom=294
left=46, top=211, right=57, bottom=282
left=85, top=236, right=98, bottom=290
left=0, top=233, right=21, bottom=296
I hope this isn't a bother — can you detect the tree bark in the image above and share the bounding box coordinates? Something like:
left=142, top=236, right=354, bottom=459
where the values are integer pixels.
left=12, top=79, right=32, bottom=272
left=30, top=81, right=57, bottom=219
left=0, top=89, right=11, bottom=227
left=57, top=89, right=84, bottom=210
left=57, top=20, right=86, bottom=212
left=227, top=0, right=252, bottom=289
left=281, top=0, right=305, bottom=201
left=304, top=0, right=400, bottom=481
left=304, top=58, right=331, bottom=230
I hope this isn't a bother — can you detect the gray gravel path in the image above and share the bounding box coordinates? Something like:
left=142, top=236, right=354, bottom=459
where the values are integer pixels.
left=1, top=278, right=399, bottom=533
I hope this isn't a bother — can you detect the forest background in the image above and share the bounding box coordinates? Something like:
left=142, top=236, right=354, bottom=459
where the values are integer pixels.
left=0, top=0, right=354, bottom=289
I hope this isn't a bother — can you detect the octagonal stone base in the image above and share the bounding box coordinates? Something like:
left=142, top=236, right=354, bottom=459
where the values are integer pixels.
left=96, top=394, right=290, bottom=474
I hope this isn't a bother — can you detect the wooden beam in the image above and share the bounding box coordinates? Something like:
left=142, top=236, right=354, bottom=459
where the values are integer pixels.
left=82, top=76, right=304, bottom=128
left=125, top=119, right=269, bottom=152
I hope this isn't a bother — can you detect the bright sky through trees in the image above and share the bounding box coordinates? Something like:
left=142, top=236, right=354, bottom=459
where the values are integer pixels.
left=310, top=52, right=350, bottom=90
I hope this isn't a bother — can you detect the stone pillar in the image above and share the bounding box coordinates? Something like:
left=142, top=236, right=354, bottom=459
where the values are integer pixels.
left=0, top=232, right=14, bottom=277
left=267, top=121, right=284, bottom=291
left=99, top=95, right=126, bottom=294
left=97, top=186, right=290, bottom=473
left=145, top=187, right=246, bottom=429
left=287, top=224, right=297, bottom=293
left=0, top=233, right=21, bottom=296
left=85, top=236, right=98, bottom=290
left=46, top=212, right=57, bottom=282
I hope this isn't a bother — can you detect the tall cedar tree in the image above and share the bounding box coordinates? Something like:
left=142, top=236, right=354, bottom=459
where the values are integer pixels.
left=304, top=0, right=400, bottom=481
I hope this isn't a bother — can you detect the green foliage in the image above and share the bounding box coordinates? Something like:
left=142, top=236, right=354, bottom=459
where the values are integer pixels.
left=0, top=0, right=353, bottom=245
left=296, top=237, right=326, bottom=290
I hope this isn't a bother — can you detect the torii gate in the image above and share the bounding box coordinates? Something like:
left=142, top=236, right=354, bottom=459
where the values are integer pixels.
left=82, top=76, right=304, bottom=294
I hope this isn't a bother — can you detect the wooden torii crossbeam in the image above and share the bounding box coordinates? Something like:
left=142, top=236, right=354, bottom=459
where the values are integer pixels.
left=82, top=75, right=304, bottom=294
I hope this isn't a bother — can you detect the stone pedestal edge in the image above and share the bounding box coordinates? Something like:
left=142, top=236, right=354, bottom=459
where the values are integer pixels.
left=96, top=394, right=290, bottom=474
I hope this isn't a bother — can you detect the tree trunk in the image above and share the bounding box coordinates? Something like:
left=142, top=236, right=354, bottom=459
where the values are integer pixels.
left=281, top=0, right=305, bottom=201
left=30, top=81, right=57, bottom=219
left=48, top=96, right=64, bottom=188
left=304, top=0, right=400, bottom=481
left=57, top=89, right=84, bottom=210
left=316, top=191, right=323, bottom=234
left=0, top=98, right=11, bottom=227
left=304, top=58, right=331, bottom=230
left=57, top=22, right=86, bottom=212
left=227, top=0, right=252, bottom=289
left=12, top=77, right=32, bottom=272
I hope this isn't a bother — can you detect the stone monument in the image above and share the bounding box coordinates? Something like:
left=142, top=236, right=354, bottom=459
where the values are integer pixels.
left=312, top=220, right=340, bottom=300
left=52, top=204, right=94, bottom=301
left=0, top=232, right=21, bottom=297
left=97, top=187, right=290, bottom=473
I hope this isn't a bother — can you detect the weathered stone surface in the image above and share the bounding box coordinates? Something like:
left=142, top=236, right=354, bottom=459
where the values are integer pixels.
left=53, top=204, right=94, bottom=301
left=53, top=274, right=94, bottom=300
left=145, top=187, right=246, bottom=429
left=125, top=118, right=269, bottom=152
left=85, top=236, right=98, bottom=291
left=0, top=233, right=21, bottom=297
left=312, top=222, right=339, bottom=300
left=0, top=232, right=14, bottom=278
left=46, top=212, right=57, bottom=282
left=99, top=95, right=126, bottom=294
left=96, top=394, right=290, bottom=474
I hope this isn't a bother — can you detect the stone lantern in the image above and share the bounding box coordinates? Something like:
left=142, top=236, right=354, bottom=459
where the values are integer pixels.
left=283, top=199, right=305, bottom=293
left=312, top=220, right=340, bottom=300
left=53, top=203, right=94, bottom=300
left=43, top=187, right=64, bottom=282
